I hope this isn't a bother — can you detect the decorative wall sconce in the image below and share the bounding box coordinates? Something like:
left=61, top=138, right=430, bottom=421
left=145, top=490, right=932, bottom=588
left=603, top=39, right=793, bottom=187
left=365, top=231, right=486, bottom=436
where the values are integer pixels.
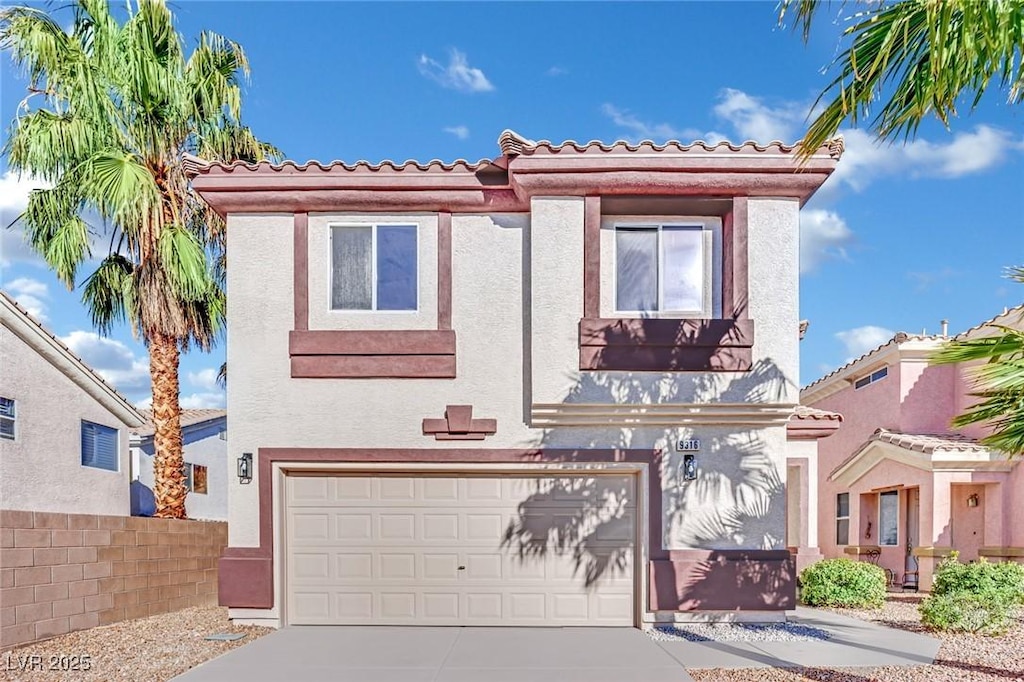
left=238, top=452, right=253, bottom=484
left=683, top=454, right=697, bottom=481
left=967, top=493, right=979, bottom=508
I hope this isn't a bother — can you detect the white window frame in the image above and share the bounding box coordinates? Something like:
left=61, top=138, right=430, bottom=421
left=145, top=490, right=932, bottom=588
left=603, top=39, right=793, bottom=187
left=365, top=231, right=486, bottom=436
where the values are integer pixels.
left=879, top=490, right=899, bottom=547
left=0, top=397, right=15, bottom=441
left=854, top=366, right=888, bottom=390
left=611, top=222, right=713, bottom=317
left=328, top=223, right=420, bottom=313
left=836, top=492, right=850, bottom=546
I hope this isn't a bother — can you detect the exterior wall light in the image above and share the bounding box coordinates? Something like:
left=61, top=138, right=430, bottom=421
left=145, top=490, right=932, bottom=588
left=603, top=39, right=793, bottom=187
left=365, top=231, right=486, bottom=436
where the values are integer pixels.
left=238, top=452, right=253, bottom=484
left=967, top=493, right=979, bottom=508
left=683, top=453, right=698, bottom=481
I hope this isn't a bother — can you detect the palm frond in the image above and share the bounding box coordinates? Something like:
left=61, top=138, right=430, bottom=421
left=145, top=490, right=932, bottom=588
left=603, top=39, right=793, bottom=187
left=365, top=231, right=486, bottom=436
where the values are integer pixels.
left=81, top=253, right=134, bottom=335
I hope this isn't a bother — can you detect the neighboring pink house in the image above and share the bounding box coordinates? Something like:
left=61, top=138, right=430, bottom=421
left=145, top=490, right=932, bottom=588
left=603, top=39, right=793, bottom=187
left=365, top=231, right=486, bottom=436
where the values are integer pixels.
left=802, top=306, right=1024, bottom=590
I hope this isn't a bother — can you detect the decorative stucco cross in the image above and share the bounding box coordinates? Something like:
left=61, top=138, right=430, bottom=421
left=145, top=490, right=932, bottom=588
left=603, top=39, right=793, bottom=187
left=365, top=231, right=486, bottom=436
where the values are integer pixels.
left=422, top=405, right=497, bottom=440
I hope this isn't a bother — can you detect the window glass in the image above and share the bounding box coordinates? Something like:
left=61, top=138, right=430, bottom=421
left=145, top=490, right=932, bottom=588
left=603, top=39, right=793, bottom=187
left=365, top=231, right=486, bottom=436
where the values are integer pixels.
left=661, top=227, right=703, bottom=312
left=836, top=493, right=850, bottom=545
left=331, top=226, right=372, bottom=309
left=616, top=228, right=658, bottom=311
left=0, top=397, right=14, bottom=441
left=871, top=367, right=888, bottom=382
left=183, top=463, right=194, bottom=492
left=0, top=397, right=15, bottom=418
left=376, top=225, right=418, bottom=310
left=193, top=465, right=209, bottom=494
left=879, top=490, right=899, bottom=546
left=81, top=421, right=118, bottom=471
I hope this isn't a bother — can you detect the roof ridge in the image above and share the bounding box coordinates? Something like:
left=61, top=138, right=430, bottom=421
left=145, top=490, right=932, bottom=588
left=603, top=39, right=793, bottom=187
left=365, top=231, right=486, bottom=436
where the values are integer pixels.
left=0, top=291, right=145, bottom=424
left=801, top=332, right=943, bottom=394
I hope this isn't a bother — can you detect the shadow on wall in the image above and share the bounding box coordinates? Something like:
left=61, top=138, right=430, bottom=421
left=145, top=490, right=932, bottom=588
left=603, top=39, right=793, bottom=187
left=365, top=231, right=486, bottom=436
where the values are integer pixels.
left=130, top=479, right=156, bottom=517
left=503, top=307, right=796, bottom=607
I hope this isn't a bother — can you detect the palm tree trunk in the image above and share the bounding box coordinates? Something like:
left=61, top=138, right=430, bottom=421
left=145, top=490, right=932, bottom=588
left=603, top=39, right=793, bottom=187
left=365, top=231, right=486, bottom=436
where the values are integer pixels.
left=150, top=331, right=186, bottom=519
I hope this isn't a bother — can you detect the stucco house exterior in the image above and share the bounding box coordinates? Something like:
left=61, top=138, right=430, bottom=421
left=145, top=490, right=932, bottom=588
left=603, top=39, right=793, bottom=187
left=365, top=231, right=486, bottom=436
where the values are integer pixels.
left=130, top=409, right=227, bottom=520
left=0, top=292, right=146, bottom=517
left=802, top=306, right=1024, bottom=591
left=189, top=130, right=842, bottom=628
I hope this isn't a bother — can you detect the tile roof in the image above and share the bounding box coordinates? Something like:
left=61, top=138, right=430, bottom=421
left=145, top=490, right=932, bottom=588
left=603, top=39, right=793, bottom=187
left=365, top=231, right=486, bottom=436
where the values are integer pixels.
left=801, top=332, right=942, bottom=394
left=870, top=428, right=989, bottom=454
left=185, top=129, right=844, bottom=176
left=0, top=291, right=145, bottom=425
left=791, top=405, right=842, bottom=422
left=497, top=129, right=846, bottom=159
left=133, top=408, right=226, bottom=437
left=955, top=303, right=1024, bottom=340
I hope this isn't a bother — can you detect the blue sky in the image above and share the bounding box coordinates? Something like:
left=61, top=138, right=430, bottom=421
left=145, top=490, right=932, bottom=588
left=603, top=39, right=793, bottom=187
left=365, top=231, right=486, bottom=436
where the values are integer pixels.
left=1, top=1, right=1022, bottom=406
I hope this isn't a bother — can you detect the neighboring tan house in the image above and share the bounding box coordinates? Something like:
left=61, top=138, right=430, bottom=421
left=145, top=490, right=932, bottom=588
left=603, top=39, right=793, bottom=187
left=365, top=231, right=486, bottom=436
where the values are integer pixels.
left=189, top=130, right=842, bottom=628
left=0, top=292, right=146, bottom=516
left=802, top=306, right=1024, bottom=590
left=130, top=409, right=227, bottom=520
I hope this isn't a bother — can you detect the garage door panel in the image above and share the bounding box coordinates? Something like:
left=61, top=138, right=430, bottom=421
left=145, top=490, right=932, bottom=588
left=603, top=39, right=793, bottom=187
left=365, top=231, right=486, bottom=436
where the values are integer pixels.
left=286, top=474, right=636, bottom=626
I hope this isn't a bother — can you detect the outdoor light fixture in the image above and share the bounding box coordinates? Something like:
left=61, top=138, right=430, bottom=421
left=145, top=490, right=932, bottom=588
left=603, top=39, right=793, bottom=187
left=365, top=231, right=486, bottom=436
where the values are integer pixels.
left=238, top=452, right=253, bottom=484
left=967, top=493, right=979, bottom=508
left=683, top=454, right=698, bottom=481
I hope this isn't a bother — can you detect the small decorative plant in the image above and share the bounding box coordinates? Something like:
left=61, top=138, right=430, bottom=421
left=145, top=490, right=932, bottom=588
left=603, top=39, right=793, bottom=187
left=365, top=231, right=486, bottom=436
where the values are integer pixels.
left=919, top=552, right=1024, bottom=635
left=799, top=558, right=887, bottom=608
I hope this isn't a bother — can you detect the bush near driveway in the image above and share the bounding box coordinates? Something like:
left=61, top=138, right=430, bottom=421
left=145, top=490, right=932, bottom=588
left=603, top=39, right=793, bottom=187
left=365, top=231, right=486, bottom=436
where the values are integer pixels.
left=919, top=552, right=1024, bottom=635
left=799, top=558, right=887, bottom=608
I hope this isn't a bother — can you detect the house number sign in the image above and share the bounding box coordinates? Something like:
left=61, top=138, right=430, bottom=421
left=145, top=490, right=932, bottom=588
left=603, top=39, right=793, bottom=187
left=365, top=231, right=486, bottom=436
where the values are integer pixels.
left=677, top=439, right=701, bottom=452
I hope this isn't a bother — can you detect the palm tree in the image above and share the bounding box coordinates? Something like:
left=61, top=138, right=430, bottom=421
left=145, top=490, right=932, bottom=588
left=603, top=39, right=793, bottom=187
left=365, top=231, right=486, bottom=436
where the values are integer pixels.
left=779, top=0, right=1024, bottom=157
left=931, top=269, right=1024, bottom=458
left=1, top=0, right=279, bottom=517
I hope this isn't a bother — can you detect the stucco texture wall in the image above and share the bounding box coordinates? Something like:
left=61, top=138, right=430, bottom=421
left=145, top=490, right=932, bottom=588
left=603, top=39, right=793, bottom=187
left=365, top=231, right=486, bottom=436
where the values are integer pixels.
left=0, top=326, right=130, bottom=517
left=225, top=197, right=801, bottom=554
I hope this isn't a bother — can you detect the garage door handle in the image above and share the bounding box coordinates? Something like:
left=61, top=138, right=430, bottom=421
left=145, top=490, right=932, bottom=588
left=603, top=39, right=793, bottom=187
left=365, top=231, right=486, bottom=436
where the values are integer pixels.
left=458, top=566, right=466, bottom=570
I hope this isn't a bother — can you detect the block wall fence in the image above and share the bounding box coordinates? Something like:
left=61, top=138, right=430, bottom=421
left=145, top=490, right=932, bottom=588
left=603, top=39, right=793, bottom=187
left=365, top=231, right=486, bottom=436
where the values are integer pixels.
left=0, top=510, right=226, bottom=650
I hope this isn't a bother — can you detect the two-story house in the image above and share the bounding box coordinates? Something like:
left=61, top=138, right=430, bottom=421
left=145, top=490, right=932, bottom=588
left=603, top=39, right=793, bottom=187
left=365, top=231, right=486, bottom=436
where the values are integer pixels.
left=802, top=306, right=1024, bottom=590
left=189, top=131, right=841, bottom=628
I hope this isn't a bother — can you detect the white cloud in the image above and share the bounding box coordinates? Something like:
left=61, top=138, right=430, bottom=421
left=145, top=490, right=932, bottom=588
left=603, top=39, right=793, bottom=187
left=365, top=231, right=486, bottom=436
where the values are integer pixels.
left=179, top=392, right=226, bottom=409
left=546, top=66, right=568, bottom=77
left=418, top=49, right=494, bottom=93
left=443, top=125, right=470, bottom=140
left=5, top=276, right=50, bottom=321
left=0, top=171, right=50, bottom=266
left=835, top=325, right=896, bottom=362
left=60, top=330, right=151, bottom=393
left=907, top=267, right=960, bottom=293
left=711, top=88, right=805, bottom=142
left=800, top=209, right=854, bottom=274
left=601, top=104, right=700, bottom=141
left=186, top=367, right=221, bottom=392
left=828, top=126, right=1022, bottom=193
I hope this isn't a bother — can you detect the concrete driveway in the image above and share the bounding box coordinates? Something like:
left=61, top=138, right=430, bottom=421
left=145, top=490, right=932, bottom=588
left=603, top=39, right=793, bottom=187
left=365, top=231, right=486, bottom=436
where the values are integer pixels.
left=172, top=626, right=695, bottom=682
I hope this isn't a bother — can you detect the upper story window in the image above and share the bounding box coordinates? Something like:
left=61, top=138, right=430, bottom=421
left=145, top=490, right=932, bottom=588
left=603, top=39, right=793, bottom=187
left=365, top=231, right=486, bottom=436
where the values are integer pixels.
left=854, top=366, right=888, bottom=390
left=81, top=420, right=118, bottom=472
left=331, top=224, right=418, bottom=311
left=614, top=223, right=710, bottom=316
left=0, top=397, right=15, bottom=440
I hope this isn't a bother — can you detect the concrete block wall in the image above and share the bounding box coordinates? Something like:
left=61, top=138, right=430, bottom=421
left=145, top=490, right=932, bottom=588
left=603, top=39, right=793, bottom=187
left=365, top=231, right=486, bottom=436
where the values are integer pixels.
left=0, top=510, right=227, bottom=650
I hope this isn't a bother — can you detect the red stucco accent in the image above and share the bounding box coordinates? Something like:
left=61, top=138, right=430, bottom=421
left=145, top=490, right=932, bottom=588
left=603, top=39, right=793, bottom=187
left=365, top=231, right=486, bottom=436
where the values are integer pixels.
left=422, top=405, right=497, bottom=440
left=578, top=318, right=755, bottom=372
left=583, top=196, right=601, bottom=318
left=293, top=213, right=308, bottom=331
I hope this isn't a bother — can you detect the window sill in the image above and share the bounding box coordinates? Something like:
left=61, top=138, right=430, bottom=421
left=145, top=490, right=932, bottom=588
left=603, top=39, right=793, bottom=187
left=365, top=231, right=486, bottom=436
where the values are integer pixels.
left=289, top=329, right=456, bottom=378
left=578, top=317, right=754, bottom=372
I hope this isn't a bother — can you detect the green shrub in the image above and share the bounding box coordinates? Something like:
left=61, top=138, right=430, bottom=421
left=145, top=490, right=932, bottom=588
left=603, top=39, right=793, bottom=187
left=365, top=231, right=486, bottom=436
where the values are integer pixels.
left=919, top=552, right=1024, bottom=634
left=799, top=558, right=887, bottom=608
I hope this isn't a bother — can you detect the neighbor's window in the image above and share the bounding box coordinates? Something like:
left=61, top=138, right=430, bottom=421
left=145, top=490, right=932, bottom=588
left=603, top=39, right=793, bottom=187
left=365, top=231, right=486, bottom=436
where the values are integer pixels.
left=854, top=366, right=888, bottom=390
left=81, top=421, right=118, bottom=472
left=331, top=224, right=417, bottom=311
left=192, top=464, right=209, bottom=494
left=836, top=493, right=850, bottom=545
left=183, top=462, right=194, bottom=492
left=615, top=224, right=705, bottom=314
left=879, top=490, right=899, bottom=546
left=0, top=397, right=15, bottom=441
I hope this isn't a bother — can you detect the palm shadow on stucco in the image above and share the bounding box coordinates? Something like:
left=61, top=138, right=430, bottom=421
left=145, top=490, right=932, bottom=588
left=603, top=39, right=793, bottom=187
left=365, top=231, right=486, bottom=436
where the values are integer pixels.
left=505, top=294, right=797, bottom=606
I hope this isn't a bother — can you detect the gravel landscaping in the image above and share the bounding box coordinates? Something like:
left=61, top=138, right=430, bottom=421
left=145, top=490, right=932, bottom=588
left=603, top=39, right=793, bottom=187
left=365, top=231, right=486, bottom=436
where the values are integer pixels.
left=0, top=606, right=270, bottom=682
left=689, top=594, right=1024, bottom=682
left=649, top=623, right=832, bottom=643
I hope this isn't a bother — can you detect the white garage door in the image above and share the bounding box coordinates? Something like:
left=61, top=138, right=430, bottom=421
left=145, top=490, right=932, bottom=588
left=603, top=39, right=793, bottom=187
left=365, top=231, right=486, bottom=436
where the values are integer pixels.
left=285, top=473, right=636, bottom=626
